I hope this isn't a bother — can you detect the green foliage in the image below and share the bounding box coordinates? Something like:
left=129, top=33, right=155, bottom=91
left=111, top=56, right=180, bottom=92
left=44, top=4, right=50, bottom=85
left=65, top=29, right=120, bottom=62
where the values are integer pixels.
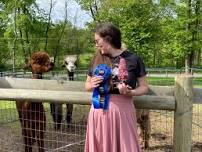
left=78, top=0, right=201, bottom=69
left=0, top=0, right=201, bottom=70
left=0, top=0, right=94, bottom=69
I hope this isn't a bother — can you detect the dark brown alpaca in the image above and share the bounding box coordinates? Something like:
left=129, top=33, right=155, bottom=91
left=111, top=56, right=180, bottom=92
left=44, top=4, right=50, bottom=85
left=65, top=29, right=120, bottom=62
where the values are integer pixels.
left=16, top=51, right=54, bottom=152
left=136, top=109, right=151, bottom=149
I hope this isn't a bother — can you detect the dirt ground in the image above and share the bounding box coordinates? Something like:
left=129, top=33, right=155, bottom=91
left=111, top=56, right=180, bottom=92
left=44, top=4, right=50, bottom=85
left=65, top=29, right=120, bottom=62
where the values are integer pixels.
left=0, top=105, right=202, bottom=152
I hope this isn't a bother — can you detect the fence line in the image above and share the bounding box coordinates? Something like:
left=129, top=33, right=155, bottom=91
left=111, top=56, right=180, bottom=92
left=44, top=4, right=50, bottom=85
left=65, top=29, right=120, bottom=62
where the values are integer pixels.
left=1, top=68, right=202, bottom=79
left=0, top=75, right=200, bottom=151
left=0, top=77, right=201, bottom=104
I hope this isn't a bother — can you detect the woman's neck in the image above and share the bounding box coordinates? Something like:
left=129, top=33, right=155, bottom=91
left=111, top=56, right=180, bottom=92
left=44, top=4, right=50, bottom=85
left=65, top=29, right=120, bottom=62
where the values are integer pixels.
left=110, top=48, right=123, bottom=57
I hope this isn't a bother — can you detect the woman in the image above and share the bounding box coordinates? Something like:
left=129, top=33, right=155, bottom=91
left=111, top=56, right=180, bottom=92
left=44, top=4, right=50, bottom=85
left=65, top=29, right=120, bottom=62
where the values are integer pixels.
left=85, top=22, right=148, bottom=152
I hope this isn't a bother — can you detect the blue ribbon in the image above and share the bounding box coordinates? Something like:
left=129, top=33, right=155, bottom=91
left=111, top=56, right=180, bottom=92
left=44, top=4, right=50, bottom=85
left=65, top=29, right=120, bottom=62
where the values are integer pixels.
left=92, top=64, right=111, bottom=110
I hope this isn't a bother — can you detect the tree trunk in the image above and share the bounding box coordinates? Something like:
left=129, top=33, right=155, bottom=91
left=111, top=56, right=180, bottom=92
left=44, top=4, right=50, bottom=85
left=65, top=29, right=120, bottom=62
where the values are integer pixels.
left=153, top=52, right=156, bottom=67
left=185, top=0, right=193, bottom=74
left=53, top=0, right=68, bottom=64
left=185, top=0, right=201, bottom=73
left=44, top=0, right=53, bottom=51
left=19, top=29, right=29, bottom=64
left=22, top=6, right=31, bottom=60
left=196, top=49, right=201, bottom=65
left=25, top=29, right=31, bottom=58
left=194, top=0, right=201, bottom=66
left=12, top=3, right=18, bottom=73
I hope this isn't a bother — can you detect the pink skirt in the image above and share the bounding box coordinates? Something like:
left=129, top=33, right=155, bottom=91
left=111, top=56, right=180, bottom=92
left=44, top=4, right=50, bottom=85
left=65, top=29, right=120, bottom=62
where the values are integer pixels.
left=84, top=94, right=141, bottom=152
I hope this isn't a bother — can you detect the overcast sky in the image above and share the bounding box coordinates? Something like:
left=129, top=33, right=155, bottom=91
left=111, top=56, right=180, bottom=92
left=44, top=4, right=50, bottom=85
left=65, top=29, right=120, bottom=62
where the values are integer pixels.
left=36, top=0, right=92, bottom=28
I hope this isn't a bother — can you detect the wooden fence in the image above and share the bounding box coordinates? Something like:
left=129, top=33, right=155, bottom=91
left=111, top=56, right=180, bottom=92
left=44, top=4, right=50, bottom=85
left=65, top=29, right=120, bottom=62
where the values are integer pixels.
left=0, top=75, right=201, bottom=152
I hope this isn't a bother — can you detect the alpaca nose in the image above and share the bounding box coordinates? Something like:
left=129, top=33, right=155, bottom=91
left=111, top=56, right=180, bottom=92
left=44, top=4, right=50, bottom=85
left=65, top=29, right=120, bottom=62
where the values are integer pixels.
left=70, top=65, right=75, bottom=69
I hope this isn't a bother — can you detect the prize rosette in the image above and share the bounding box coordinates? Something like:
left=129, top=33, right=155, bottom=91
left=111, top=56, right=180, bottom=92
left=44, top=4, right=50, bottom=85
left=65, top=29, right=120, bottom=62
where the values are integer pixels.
left=92, top=64, right=111, bottom=109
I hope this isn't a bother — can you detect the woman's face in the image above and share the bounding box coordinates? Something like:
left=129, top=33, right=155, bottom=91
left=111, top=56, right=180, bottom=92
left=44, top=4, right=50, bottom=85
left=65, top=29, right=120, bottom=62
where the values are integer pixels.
left=94, top=33, right=112, bottom=55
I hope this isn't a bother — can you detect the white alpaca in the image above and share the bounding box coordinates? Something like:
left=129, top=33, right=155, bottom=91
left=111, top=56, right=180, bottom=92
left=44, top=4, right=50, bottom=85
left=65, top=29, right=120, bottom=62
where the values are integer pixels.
left=63, top=55, right=77, bottom=80
left=50, top=55, right=77, bottom=130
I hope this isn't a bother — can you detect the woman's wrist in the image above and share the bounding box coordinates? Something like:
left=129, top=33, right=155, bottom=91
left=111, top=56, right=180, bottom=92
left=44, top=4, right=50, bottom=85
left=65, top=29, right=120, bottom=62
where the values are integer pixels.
left=85, top=82, right=93, bottom=91
left=130, top=89, right=136, bottom=96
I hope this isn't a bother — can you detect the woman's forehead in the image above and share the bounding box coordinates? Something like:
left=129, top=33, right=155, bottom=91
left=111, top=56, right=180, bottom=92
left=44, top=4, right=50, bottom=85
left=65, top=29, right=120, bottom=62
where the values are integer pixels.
left=95, top=33, right=102, bottom=39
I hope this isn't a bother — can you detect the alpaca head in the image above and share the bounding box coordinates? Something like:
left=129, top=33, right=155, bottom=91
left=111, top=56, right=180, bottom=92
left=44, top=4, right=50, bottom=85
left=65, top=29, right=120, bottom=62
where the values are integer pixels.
left=27, top=51, right=54, bottom=74
left=63, top=55, right=77, bottom=73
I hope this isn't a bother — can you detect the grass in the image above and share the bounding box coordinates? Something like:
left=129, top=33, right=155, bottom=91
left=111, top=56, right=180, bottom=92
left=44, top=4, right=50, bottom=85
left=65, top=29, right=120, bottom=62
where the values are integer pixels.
left=147, top=77, right=174, bottom=86
left=0, top=100, right=16, bottom=109
left=72, top=72, right=202, bottom=87
left=74, top=75, right=202, bottom=87
left=148, top=77, right=202, bottom=87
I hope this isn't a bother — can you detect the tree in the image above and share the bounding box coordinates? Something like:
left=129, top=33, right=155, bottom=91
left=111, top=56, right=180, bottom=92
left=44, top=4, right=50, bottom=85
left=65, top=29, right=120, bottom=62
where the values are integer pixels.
left=76, top=0, right=100, bottom=21
left=44, top=0, right=54, bottom=51
left=77, top=0, right=202, bottom=69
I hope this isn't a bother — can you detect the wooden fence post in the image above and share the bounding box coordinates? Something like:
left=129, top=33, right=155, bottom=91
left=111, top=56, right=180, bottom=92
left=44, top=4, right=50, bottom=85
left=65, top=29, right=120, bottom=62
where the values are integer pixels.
left=173, top=75, right=193, bottom=152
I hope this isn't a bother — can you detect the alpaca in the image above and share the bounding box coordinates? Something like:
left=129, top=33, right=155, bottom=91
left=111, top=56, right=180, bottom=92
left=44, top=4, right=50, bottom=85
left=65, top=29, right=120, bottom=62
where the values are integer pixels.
left=63, top=55, right=77, bottom=81
left=16, top=51, right=54, bottom=152
left=120, top=44, right=151, bottom=148
left=50, top=55, right=77, bottom=130
left=136, top=109, right=151, bottom=149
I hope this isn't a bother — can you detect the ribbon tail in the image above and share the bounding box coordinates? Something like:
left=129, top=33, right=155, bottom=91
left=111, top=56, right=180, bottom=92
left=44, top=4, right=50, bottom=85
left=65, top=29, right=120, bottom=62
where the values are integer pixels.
left=92, top=89, right=100, bottom=109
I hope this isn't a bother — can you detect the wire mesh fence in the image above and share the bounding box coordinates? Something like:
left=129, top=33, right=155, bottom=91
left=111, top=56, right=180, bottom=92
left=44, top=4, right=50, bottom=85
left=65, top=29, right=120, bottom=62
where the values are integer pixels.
left=192, top=104, right=202, bottom=151
left=0, top=101, right=89, bottom=152
left=0, top=70, right=201, bottom=152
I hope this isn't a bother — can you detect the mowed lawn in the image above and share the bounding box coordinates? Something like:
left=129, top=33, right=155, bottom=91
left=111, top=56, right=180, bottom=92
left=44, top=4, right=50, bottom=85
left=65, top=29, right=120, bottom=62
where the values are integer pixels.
left=148, top=77, right=202, bottom=87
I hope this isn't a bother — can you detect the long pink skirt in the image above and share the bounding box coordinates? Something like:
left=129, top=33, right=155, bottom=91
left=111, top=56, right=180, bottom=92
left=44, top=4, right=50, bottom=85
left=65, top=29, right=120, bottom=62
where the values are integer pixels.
left=84, top=94, right=141, bottom=152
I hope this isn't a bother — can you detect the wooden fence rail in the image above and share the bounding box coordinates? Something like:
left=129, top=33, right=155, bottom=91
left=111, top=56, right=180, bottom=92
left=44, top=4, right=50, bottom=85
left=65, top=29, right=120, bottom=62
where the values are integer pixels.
left=0, top=77, right=201, bottom=103
left=0, top=88, right=176, bottom=110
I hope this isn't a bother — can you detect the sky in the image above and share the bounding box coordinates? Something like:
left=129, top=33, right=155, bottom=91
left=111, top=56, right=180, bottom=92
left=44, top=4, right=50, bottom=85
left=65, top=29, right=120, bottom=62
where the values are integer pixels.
left=35, top=0, right=92, bottom=28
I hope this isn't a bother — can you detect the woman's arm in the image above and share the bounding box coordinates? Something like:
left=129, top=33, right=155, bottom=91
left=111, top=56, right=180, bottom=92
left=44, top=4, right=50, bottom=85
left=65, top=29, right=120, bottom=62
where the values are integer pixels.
left=117, top=76, right=149, bottom=96
left=129, top=76, right=149, bottom=96
left=85, top=75, right=104, bottom=91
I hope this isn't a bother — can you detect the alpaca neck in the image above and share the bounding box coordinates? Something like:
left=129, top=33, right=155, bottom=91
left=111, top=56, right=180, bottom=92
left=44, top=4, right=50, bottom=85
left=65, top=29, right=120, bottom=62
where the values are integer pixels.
left=32, top=73, right=43, bottom=79
left=68, top=71, right=74, bottom=81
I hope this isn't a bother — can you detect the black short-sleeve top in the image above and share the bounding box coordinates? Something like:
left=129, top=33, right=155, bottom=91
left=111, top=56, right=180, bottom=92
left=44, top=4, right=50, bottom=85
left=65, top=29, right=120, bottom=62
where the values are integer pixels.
left=87, top=50, right=147, bottom=94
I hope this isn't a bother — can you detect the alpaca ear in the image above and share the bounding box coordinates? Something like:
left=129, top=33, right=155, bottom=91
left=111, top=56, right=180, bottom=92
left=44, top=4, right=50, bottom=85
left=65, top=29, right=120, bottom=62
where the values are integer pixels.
left=75, top=61, right=78, bottom=67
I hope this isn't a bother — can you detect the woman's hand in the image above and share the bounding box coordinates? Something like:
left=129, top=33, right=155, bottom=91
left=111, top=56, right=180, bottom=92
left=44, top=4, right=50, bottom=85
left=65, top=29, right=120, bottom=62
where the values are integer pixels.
left=117, top=76, right=149, bottom=96
left=90, top=76, right=104, bottom=88
left=85, top=75, right=103, bottom=91
left=117, top=82, right=133, bottom=96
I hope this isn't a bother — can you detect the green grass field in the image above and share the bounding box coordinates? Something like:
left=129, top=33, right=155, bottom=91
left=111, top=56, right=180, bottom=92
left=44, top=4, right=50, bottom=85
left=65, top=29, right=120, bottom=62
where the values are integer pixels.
left=75, top=75, right=202, bottom=87
left=148, top=77, right=202, bottom=87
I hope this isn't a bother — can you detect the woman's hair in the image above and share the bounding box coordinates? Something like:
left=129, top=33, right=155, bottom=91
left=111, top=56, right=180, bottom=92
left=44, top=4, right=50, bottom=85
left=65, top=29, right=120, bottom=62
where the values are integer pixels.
left=93, top=22, right=121, bottom=49
left=89, top=22, right=121, bottom=88
left=89, top=50, right=112, bottom=69
left=89, top=50, right=113, bottom=89
left=89, top=22, right=122, bottom=69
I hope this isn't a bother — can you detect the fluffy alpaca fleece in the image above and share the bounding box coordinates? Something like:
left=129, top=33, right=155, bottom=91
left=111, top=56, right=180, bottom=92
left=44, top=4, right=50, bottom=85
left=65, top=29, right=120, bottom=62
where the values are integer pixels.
left=16, top=51, right=54, bottom=152
left=136, top=109, right=151, bottom=149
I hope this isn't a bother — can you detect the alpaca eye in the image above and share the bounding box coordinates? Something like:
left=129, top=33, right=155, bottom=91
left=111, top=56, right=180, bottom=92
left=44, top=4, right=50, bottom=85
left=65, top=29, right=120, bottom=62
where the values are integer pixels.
left=65, top=61, right=68, bottom=65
